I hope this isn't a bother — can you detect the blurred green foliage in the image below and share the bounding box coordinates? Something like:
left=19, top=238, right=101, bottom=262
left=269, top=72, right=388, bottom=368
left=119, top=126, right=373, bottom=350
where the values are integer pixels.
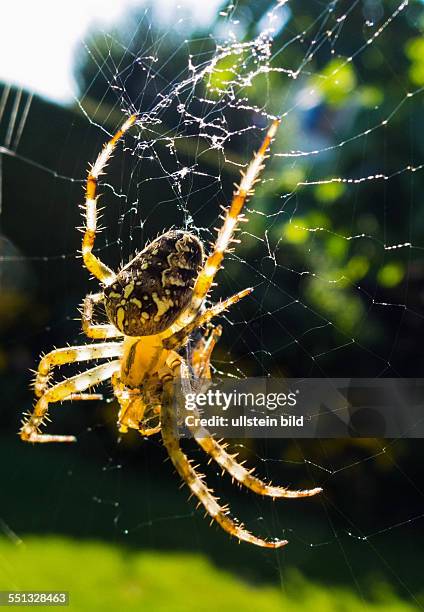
left=312, top=59, right=357, bottom=107
left=0, top=536, right=419, bottom=611
left=405, top=36, right=424, bottom=85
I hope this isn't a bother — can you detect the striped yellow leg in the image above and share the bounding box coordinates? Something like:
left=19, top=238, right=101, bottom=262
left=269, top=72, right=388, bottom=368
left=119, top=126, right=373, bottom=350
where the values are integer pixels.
left=34, top=342, right=123, bottom=398
left=82, top=114, right=137, bottom=285
left=190, top=324, right=223, bottom=379
left=21, top=360, right=120, bottom=443
left=191, top=430, right=322, bottom=500
left=163, top=287, right=252, bottom=351
left=82, top=293, right=123, bottom=339
left=177, top=118, right=280, bottom=326
left=160, top=353, right=288, bottom=549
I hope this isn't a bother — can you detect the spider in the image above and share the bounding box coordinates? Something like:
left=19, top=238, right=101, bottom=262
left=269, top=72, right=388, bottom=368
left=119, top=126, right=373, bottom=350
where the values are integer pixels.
left=20, top=113, right=321, bottom=548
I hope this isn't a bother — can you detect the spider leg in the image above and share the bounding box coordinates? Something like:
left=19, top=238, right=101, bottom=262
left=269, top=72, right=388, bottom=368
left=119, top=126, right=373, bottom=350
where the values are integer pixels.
left=33, top=342, right=123, bottom=398
left=192, top=429, right=322, bottom=499
left=82, top=293, right=123, bottom=339
left=159, top=353, right=288, bottom=548
left=163, top=288, right=252, bottom=351
left=21, top=361, right=120, bottom=443
left=179, top=118, right=280, bottom=325
left=182, top=330, right=322, bottom=499
left=191, top=324, right=222, bottom=379
left=82, top=114, right=137, bottom=285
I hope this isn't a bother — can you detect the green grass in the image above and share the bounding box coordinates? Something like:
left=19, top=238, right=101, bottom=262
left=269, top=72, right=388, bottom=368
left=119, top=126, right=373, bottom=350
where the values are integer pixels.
left=0, top=537, right=419, bottom=612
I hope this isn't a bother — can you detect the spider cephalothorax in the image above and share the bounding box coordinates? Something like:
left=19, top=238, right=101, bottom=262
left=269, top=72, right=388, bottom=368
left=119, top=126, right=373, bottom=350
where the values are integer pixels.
left=104, top=230, right=203, bottom=336
left=20, top=113, right=321, bottom=549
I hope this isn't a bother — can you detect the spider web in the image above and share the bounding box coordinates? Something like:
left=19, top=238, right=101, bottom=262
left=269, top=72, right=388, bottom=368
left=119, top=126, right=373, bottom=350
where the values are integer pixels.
left=1, top=0, right=424, bottom=607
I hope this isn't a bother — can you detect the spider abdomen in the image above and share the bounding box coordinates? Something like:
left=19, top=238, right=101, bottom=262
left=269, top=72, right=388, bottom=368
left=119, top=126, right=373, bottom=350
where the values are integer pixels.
left=104, top=230, right=203, bottom=336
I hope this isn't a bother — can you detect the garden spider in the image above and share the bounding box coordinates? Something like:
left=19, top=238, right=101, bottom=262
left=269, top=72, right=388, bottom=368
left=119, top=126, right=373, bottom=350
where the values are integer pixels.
left=20, top=113, right=321, bottom=548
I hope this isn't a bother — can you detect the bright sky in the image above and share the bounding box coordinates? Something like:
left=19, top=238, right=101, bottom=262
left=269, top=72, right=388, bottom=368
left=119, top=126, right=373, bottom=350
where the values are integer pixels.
left=0, top=0, right=221, bottom=103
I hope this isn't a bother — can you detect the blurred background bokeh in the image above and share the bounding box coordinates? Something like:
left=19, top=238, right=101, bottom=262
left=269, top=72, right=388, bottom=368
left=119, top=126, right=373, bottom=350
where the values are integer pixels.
left=0, top=1, right=424, bottom=610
